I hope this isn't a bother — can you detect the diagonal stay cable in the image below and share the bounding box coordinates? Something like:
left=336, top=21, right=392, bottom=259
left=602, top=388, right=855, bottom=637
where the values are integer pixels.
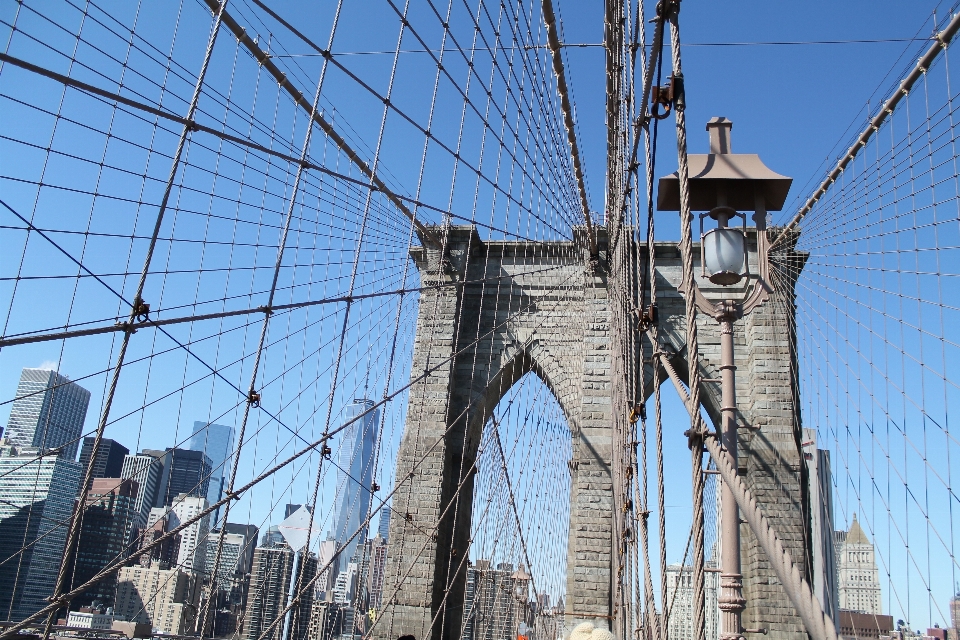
left=37, top=2, right=231, bottom=632
left=0, top=261, right=582, bottom=638
left=0, top=196, right=304, bottom=442
left=198, top=0, right=441, bottom=248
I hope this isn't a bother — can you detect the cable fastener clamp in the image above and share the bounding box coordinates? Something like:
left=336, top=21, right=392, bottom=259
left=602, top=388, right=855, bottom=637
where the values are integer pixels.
left=132, top=297, right=150, bottom=323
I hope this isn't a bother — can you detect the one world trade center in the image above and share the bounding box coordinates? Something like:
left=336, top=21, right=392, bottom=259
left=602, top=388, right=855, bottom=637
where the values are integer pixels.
left=331, top=398, right=380, bottom=572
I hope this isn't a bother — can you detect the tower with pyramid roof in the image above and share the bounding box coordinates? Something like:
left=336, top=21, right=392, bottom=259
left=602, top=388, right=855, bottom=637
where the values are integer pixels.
left=837, top=514, right=882, bottom=614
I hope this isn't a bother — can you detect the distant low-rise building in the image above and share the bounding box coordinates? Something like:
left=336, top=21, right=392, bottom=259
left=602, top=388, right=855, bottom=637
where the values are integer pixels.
left=67, top=607, right=115, bottom=630
left=928, top=627, right=948, bottom=640
left=837, top=610, right=893, bottom=640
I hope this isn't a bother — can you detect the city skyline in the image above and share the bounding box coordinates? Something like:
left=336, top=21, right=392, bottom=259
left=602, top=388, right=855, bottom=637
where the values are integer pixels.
left=0, top=360, right=951, bottom=634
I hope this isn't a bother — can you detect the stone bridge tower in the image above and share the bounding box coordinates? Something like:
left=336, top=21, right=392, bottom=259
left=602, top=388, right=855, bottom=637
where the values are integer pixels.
left=374, top=224, right=807, bottom=640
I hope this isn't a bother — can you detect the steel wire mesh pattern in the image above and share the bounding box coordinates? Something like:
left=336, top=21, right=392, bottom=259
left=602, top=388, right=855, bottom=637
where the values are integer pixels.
left=0, top=0, right=584, bottom=635
left=771, top=21, right=960, bottom=628
left=1, top=0, right=959, bottom=639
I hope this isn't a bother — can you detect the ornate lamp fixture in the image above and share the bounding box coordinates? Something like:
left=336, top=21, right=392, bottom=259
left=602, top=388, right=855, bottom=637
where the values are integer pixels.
left=658, top=117, right=792, bottom=640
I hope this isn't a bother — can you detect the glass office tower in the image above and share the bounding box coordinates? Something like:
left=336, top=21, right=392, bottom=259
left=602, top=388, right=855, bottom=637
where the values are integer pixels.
left=331, top=399, right=380, bottom=574
left=0, top=444, right=82, bottom=620
left=189, top=421, right=235, bottom=521
left=6, top=367, right=90, bottom=460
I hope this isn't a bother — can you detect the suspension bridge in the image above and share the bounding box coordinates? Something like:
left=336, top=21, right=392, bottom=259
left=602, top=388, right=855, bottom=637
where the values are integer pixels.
left=0, top=2, right=957, bottom=640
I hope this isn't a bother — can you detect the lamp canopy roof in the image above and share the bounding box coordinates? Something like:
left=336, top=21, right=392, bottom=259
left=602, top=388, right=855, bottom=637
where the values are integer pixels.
left=657, top=117, right=793, bottom=212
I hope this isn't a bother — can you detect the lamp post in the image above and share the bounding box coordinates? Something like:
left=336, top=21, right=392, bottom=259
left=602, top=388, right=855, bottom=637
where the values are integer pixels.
left=658, top=117, right=792, bottom=640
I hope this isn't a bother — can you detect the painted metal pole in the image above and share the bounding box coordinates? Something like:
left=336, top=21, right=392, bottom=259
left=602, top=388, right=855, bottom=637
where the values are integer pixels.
left=717, top=302, right=745, bottom=640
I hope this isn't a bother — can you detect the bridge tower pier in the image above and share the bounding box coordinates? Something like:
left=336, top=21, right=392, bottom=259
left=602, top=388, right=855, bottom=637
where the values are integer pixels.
left=375, top=225, right=808, bottom=640
left=374, top=227, right=613, bottom=640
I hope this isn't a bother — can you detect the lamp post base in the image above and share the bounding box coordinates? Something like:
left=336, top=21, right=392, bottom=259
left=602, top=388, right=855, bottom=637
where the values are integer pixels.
left=719, top=571, right=747, bottom=640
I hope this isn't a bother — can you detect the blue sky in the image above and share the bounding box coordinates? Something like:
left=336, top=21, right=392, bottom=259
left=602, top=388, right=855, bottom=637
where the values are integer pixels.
left=1, top=0, right=957, bottom=630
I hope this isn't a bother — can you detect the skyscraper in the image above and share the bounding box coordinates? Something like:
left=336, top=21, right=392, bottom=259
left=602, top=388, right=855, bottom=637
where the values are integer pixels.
left=206, top=526, right=258, bottom=589
left=203, top=525, right=258, bottom=633
left=244, top=542, right=295, bottom=640
left=368, top=536, right=388, bottom=610
left=0, top=442, right=82, bottom=621
left=77, top=437, right=129, bottom=481
left=224, top=523, right=259, bottom=575
left=141, top=448, right=173, bottom=508
left=285, top=503, right=304, bottom=519
left=189, top=421, right=234, bottom=520
left=169, top=494, right=210, bottom=574
left=159, top=448, right=213, bottom=508
left=307, top=600, right=344, bottom=640
left=262, top=525, right=285, bottom=547
left=6, top=367, right=90, bottom=460
left=121, top=451, right=165, bottom=527
left=804, top=428, right=840, bottom=626
left=837, top=514, right=882, bottom=614
left=949, top=592, right=960, bottom=640
left=71, top=478, right=140, bottom=607
left=204, top=530, right=246, bottom=596
left=317, top=537, right=339, bottom=598
left=132, top=508, right=181, bottom=569
left=331, top=399, right=380, bottom=574
left=377, top=504, right=391, bottom=541
left=287, top=552, right=318, bottom=640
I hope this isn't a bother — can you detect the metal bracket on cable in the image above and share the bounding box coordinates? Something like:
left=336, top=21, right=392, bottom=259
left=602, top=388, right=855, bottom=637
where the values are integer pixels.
left=651, top=74, right=685, bottom=120
left=132, top=297, right=150, bottom=323
left=634, top=303, right=658, bottom=331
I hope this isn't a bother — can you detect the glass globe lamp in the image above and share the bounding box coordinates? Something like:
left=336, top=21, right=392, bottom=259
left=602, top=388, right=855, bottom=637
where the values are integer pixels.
left=700, top=206, right=747, bottom=286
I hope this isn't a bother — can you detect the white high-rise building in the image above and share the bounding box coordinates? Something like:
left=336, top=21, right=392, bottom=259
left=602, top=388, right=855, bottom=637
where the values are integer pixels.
left=121, top=452, right=165, bottom=527
left=169, top=494, right=210, bottom=574
left=837, top=514, right=882, bottom=614
left=333, top=562, right=358, bottom=605
left=665, top=560, right=720, bottom=640
left=6, top=367, right=90, bottom=460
